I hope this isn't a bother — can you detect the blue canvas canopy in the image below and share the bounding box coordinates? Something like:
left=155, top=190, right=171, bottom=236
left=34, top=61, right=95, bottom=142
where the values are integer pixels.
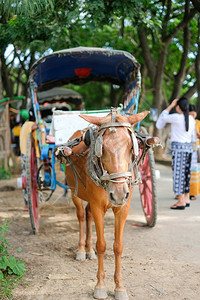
left=30, top=47, right=141, bottom=99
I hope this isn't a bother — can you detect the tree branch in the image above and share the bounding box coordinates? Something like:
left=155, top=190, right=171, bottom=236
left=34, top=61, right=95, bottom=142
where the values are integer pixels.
left=164, top=6, right=197, bottom=43
left=169, top=2, right=191, bottom=101
left=183, top=81, right=197, bottom=99
left=191, top=0, right=200, bottom=12
left=138, top=27, right=156, bottom=84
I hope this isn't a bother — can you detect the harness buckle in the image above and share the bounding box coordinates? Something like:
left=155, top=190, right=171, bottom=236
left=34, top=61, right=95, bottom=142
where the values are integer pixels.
left=131, top=176, right=142, bottom=186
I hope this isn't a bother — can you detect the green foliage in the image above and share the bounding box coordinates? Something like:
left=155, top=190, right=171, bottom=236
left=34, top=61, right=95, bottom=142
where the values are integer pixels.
left=0, top=220, right=10, bottom=256
left=0, top=0, right=54, bottom=17
left=0, top=220, right=26, bottom=299
left=68, top=82, right=112, bottom=110
left=83, top=0, right=142, bottom=27
left=0, top=0, right=199, bottom=113
left=0, top=168, right=12, bottom=180
left=0, top=256, right=25, bottom=276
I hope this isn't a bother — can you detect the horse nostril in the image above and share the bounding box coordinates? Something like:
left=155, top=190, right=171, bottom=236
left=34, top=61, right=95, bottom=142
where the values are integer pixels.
left=125, top=192, right=130, bottom=200
left=110, top=192, right=115, bottom=201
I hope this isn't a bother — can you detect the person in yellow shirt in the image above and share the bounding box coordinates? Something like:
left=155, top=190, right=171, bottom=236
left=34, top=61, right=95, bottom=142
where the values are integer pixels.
left=19, top=108, right=39, bottom=210
left=12, top=122, right=21, bottom=156
left=189, top=105, right=200, bottom=200
left=196, top=118, right=200, bottom=143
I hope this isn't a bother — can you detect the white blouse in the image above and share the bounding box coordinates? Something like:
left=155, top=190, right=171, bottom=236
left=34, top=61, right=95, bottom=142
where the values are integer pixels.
left=156, top=110, right=196, bottom=143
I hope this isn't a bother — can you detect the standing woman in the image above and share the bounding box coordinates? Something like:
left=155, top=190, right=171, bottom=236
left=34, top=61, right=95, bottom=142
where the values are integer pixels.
left=156, top=97, right=196, bottom=209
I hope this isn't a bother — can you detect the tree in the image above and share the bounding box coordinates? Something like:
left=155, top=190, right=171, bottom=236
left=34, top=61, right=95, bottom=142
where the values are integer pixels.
left=0, top=60, right=3, bottom=99
left=195, top=16, right=200, bottom=119
left=136, top=1, right=197, bottom=109
left=80, top=1, right=199, bottom=112
left=0, top=0, right=199, bottom=116
left=0, top=0, right=55, bottom=99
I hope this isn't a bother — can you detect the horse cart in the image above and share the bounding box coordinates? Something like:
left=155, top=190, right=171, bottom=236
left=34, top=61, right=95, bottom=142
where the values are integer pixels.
left=25, top=47, right=159, bottom=235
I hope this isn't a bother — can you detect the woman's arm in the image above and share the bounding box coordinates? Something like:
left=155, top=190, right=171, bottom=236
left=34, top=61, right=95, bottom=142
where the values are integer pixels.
left=165, top=98, right=178, bottom=112
left=156, top=99, right=178, bottom=129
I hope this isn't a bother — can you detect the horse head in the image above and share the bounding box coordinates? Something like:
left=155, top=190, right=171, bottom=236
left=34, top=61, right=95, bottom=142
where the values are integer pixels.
left=80, top=109, right=149, bottom=207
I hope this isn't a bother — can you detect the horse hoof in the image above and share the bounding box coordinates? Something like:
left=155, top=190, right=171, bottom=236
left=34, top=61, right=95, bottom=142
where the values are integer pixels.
left=75, top=252, right=86, bottom=261
left=86, top=251, right=97, bottom=260
left=94, top=287, right=108, bottom=299
left=115, top=290, right=129, bottom=300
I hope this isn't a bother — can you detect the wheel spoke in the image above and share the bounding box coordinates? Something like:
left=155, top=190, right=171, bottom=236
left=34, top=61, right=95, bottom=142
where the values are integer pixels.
left=138, top=127, right=157, bottom=227
left=26, top=133, right=39, bottom=234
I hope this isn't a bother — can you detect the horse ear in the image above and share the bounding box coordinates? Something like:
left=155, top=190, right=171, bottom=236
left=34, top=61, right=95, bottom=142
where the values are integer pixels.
left=79, top=114, right=103, bottom=126
left=127, top=111, right=150, bottom=125
left=80, top=110, right=150, bottom=125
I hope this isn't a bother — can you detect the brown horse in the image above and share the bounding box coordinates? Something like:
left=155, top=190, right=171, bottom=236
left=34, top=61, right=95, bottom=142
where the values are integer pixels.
left=63, top=109, right=149, bottom=300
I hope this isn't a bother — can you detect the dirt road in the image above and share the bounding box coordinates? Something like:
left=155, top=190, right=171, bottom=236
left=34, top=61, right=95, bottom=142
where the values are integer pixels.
left=0, top=163, right=200, bottom=300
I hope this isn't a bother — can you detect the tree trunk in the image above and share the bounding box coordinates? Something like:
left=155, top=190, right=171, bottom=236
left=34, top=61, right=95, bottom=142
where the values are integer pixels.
left=153, top=44, right=170, bottom=113
left=0, top=60, right=3, bottom=99
left=138, top=28, right=156, bottom=85
left=138, top=65, right=148, bottom=110
left=170, top=24, right=191, bottom=101
left=195, top=16, right=200, bottom=119
left=1, top=52, right=14, bottom=97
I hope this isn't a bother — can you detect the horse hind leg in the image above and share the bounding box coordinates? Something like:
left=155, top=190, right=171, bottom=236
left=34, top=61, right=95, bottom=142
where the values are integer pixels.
left=72, top=195, right=86, bottom=261
left=85, top=203, right=96, bottom=260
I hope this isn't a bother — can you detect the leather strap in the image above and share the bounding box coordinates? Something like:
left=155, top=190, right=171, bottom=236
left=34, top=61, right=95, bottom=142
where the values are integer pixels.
left=99, top=122, right=131, bottom=131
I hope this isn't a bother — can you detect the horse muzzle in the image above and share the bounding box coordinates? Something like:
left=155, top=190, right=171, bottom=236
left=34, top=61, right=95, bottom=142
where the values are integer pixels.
left=107, top=181, right=130, bottom=207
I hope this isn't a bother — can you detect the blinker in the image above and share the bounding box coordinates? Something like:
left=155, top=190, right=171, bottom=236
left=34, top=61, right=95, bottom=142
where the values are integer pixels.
left=83, top=129, right=91, bottom=146
left=95, top=134, right=103, bottom=157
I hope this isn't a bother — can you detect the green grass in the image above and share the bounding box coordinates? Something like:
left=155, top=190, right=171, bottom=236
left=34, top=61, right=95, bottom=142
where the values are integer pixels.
left=0, top=220, right=26, bottom=299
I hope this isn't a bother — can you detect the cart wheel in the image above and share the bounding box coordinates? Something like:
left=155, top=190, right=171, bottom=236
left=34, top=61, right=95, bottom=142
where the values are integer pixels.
left=26, top=132, right=39, bottom=234
left=138, top=127, right=157, bottom=227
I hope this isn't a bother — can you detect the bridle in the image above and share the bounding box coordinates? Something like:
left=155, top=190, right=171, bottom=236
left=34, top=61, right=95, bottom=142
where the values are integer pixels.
left=87, top=109, right=140, bottom=189
left=55, top=109, right=141, bottom=196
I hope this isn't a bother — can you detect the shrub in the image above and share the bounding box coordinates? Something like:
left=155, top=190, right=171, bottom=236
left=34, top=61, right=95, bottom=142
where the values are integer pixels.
left=0, top=220, right=26, bottom=298
left=0, top=168, right=12, bottom=180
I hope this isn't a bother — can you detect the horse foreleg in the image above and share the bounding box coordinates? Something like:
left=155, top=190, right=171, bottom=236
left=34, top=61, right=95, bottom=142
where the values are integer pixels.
left=85, top=203, right=96, bottom=260
left=72, top=195, right=86, bottom=260
left=91, top=207, right=107, bottom=299
left=113, top=199, right=130, bottom=300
